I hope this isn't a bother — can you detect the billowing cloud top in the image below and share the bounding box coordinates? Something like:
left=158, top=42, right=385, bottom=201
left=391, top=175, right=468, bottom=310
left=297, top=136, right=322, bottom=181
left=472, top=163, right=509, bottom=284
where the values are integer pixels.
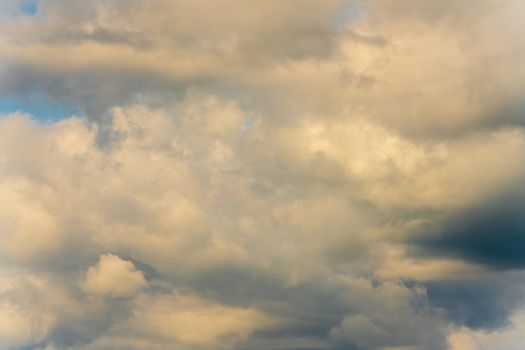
left=1, top=1, right=525, bottom=350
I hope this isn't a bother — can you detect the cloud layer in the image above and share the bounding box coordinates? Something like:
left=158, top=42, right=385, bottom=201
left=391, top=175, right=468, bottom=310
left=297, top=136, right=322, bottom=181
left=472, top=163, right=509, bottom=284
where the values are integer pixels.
left=1, top=1, right=525, bottom=350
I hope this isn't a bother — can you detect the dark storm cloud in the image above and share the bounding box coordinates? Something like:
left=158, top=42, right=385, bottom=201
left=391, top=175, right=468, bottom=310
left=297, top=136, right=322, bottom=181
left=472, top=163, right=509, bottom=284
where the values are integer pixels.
left=408, top=191, right=525, bottom=332
left=423, top=275, right=525, bottom=330
left=412, top=191, right=525, bottom=269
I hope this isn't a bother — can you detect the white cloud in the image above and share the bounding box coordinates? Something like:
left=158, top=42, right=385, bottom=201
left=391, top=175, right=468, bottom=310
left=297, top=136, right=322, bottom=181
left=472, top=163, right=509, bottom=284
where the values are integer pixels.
left=123, top=292, right=274, bottom=347
left=0, top=301, right=35, bottom=347
left=81, top=254, right=147, bottom=298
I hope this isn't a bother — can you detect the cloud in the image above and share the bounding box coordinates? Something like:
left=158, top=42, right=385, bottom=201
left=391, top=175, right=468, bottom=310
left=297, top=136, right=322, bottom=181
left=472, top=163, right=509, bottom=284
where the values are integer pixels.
left=448, top=307, right=525, bottom=350
left=0, top=0, right=347, bottom=114
left=1, top=1, right=525, bottom=350
left=423, top=273, right=525, bottom=330
left=124, top=292, right=274, bottom=347
left=410, top=190, right=525, bottom=269
left=0, top=0, right=523, bottom=135
left=1, top=97, right=525, bottom=349
left=81, top=254, right=147, bottom=298
left=0, top=301, right=38, bottom=348
left=328, top=281, right=445, bottom=350
left=0, top=107, right=450, bottom=349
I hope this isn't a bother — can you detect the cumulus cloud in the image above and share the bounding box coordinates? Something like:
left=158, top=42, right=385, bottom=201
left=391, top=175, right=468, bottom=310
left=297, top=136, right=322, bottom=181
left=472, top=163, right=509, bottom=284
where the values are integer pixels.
left=124, top=292, right=274, bottom=347
left=81, top=254, right=147, bottom=298
left=0, top=101, right=514, bottom=350
left=2, top=1, right=525, bottom=350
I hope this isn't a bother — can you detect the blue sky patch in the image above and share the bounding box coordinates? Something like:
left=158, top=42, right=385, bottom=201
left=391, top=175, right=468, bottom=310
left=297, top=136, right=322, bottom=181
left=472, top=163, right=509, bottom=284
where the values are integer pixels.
left=0, top=97, right=73, bottom=121
left=335, top=1, right=363, bottom=28
left=19, top=1, right=38, bottom=16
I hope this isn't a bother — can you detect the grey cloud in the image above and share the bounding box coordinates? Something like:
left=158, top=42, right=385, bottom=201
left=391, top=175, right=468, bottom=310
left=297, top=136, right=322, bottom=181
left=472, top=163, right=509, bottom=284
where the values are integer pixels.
left=423, top=275, right=525, bottom=331
left=412, top=191, right=525, bottom=269
left=0, top=1, right=375, bottom=128
left=405, top=190, right=525, bottom=331
left=2, top=0, right=525, bottom=137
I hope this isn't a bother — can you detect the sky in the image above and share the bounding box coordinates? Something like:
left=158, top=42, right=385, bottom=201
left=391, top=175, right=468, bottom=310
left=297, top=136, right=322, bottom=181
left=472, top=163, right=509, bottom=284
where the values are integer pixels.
left=1, top=1, right=525, bottom=349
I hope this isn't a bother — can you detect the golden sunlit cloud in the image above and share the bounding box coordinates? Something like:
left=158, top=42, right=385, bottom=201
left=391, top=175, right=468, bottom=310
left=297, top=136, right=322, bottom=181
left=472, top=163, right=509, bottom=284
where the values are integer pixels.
left=1, top=1, right=525, bottom=350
